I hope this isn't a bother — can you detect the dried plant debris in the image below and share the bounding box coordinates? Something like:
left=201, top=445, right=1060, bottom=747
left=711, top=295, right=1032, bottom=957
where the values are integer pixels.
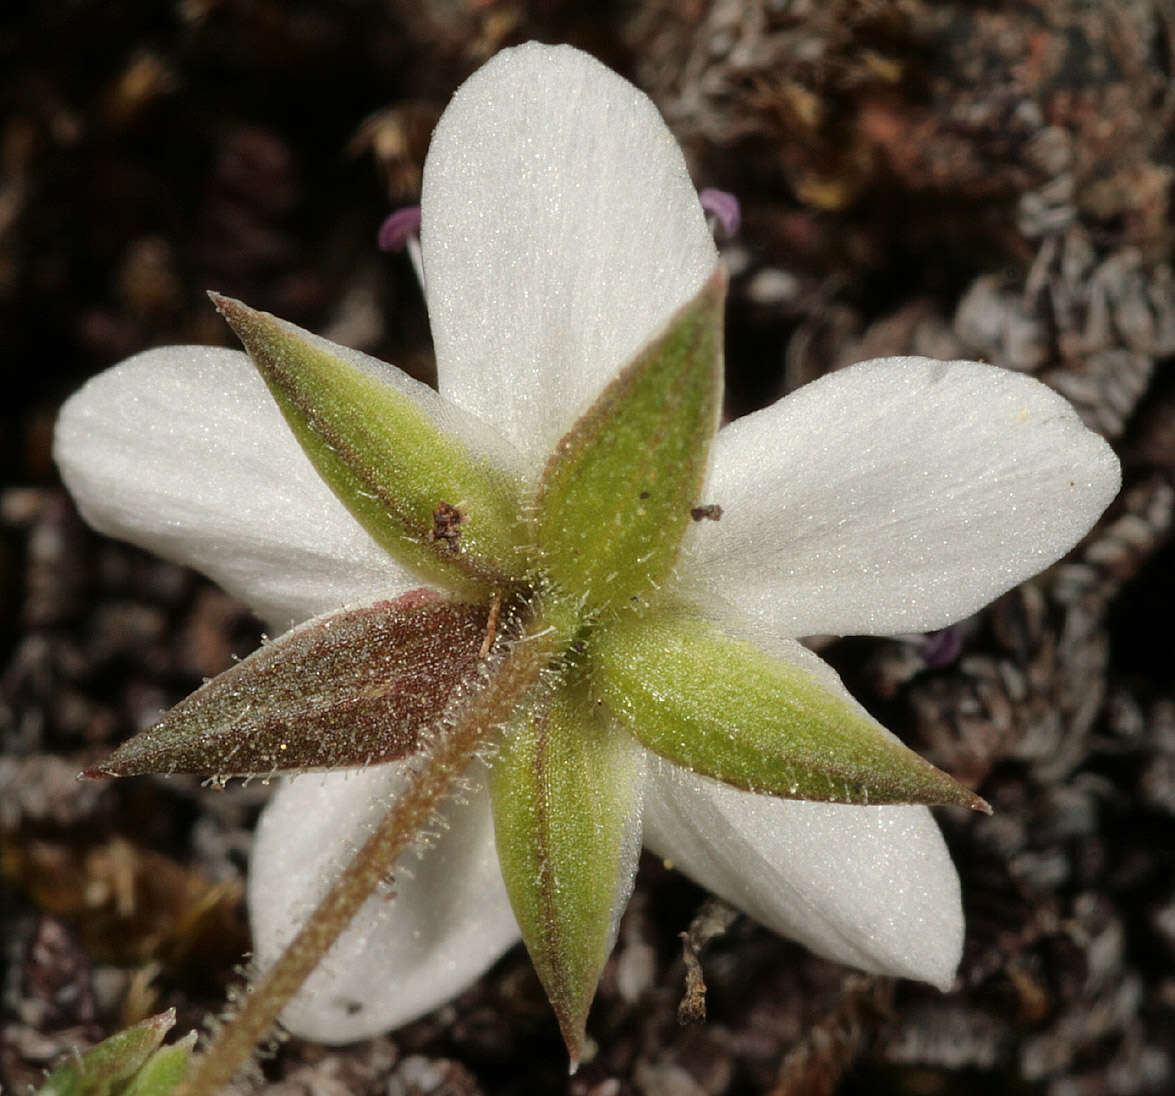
left=2, top=835, right=247, bottom=972
left=770, top=976, right=893, bottom=1096
left=630, top=1, right=1172, bottom=234
left=677, top=899, right=739, bottom=1025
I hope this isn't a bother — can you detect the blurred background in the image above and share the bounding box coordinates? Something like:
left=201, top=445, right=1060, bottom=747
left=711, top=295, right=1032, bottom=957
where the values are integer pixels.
left=2, top=2, right=1174, bottom=1093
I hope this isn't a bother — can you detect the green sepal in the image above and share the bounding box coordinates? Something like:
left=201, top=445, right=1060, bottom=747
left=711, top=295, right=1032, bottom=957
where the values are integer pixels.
left=592, top=608, right=988, bottom=810
left=211, top=294, right=527, bottom=598
left=86, top=592, right=489, bottom=780
left=36, top=1010, right=177, bottom=1096
left=489, top=675, right=644, bottom=1066
left=533, top=268, right=725, bottom=608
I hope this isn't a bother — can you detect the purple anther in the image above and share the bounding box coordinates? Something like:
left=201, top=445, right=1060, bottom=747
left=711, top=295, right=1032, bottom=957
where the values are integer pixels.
left=699, top=188, right=741, bottom=239
left=921, top=626, right=964, bottom=669
left=378, top=205, right=422, bottom=252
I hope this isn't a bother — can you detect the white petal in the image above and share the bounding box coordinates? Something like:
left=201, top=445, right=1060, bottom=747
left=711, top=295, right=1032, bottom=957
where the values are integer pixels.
left=248, top=764, right=520, bottom=1043
left=421, top=42, right=718, bottom=461
left=681, top=357, right=1120, bottom=637
left=644, top=760, right=964, bottom=989
left=55, top=346, right=420, bottom=631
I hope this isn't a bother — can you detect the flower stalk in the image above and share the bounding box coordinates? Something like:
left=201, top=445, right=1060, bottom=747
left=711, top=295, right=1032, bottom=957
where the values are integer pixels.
left=177, top=599, right=576, bottom=1096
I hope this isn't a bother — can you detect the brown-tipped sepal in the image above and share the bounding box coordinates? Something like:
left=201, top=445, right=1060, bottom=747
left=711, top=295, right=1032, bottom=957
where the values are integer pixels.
left=489, top=676, right=645, bottom=1064
left=88, top=592, right=490, bottom=780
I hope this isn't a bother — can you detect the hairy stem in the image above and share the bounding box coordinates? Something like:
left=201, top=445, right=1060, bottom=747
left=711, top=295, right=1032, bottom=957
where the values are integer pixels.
left=178, top=600, right=575, bottom=1096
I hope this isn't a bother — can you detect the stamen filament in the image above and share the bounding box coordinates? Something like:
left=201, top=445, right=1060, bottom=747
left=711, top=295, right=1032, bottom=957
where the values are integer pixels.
left=378, top=205, right=426, bottom=296
left=698, top=188, right=740, bottom=240
left=406, top=234, right=425, bottom=295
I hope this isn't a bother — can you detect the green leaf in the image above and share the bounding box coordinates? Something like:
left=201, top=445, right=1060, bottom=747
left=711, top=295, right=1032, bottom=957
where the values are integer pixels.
left=88, top=592, right=490, bottom=779
left=211, top=294, right=527, bottom=597
left=489, top=676, right=644, bottom=1066
left=592, top=608, right=988, bottom=810
left=118, top=1033, right=196, bottom=1096
left=36, top=1011, right=175, bottom=1096
left=533, top=268, right=725, bottom=608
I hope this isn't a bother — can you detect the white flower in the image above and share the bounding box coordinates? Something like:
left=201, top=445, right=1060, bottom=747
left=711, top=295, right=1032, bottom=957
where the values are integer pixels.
left=55, top=43, right=1119, bottom=1050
